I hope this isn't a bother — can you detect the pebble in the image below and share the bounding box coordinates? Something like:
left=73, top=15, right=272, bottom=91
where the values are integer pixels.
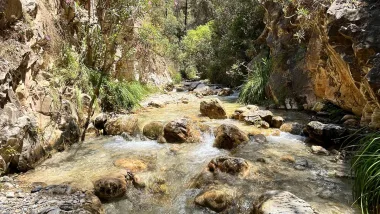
left=6, top=192, right=15, bottom=198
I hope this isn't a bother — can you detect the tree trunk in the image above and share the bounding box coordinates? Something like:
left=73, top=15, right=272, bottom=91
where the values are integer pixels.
left=80, top=73, right=104, bottom=142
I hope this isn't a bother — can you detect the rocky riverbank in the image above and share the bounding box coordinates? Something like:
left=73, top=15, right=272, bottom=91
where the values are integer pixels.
left=0, top=84, right=360, bottom=214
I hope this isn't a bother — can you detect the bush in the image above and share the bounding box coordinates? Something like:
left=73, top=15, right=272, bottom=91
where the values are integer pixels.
left=238, top=58, right=272, bottom=104
left=100, top=80, right=151, bottom=112
left=352, top=133, right=380, bottom=214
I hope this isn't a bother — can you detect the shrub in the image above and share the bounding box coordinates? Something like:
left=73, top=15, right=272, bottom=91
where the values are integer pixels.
left=238, top=58, right=272, bottom=104
left=352, top=133, right=380, bottom=214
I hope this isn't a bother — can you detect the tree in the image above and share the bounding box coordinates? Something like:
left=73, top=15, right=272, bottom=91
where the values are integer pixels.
left=81, top=0, right=148, bottom=141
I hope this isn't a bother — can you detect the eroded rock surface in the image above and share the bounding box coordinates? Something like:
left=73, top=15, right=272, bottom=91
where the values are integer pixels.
left=214, top=124, right=249, bottom=150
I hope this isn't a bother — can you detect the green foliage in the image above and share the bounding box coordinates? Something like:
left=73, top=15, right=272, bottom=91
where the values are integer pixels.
left=352, top=133, right=380, bottom=213
left=238, top=58, right=272, bottom=104
left=100, top=80, right=151, bottom=112
left=180, top=21, right=213, bottom=79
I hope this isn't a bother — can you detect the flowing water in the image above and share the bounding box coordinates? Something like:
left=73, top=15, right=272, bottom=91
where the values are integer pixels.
left=17, top=92, right=358, bottom=213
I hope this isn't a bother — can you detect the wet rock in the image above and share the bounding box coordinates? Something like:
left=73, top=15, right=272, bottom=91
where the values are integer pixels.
left=200, top=99, right=227, bottom=119
left=294, top=159, right=309, bottom=171
left=311, top=145, right=330, bottom=155
left=252, top=190, right=314, bottom=214
left=280, top=122, right=304, bottom=135
left=257, top=120, right=270, bottom=129
left=195, top=185, right=234, bottom=212
left=143, top=121, right=164, bottom=140
left=214, top=124, right=249, bottom=150
left=271, top=116, right=284, bottom=128
left=256, top=158, right=267, bottom=163
left=341, top=114, right=356, bottom=122
left=193, top=83, right=214, bottom=96
left=244, top=110, right=273, bottom=126
left=148, top=100, right=165, bottom=108
left=31, top=182, right=47, bottom=193
left=312, top=102, right=325, bottom=112
left=208, top=156, right=249, bottom=176
left=114, top=158, right=148, bottom=172
left=94, top=113, right=108, bottom=130
left=163, top=118, right=201, bottom=143
left=280, top=155, right=295, bottom=163
left=157, top=135, right=167, bottom=144
left=305, top=121, right=347, bottom=145
left=252, top=134, right=268, bottom=144
left=104, top=115, right=140, bottom=136
left=218, top=88, right=233, bottom=96
left=94, top=177, right=127, bottom=200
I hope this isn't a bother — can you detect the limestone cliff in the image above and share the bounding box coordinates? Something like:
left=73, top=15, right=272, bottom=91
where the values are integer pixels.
left=260, top=0, right=380, bottom=128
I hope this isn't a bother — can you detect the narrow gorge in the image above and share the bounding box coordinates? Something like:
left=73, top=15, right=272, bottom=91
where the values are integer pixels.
left=0, top=0, right=379, bottom=213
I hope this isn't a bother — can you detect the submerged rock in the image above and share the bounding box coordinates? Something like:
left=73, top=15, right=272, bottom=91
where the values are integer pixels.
left=104, top=115, right=140, bottom=136
left=252, top=134, right=268, bottom=144
left=94, top=177, right=127, bottom=200
left=214, top=124, right=249, bottom=150
left=252, top=190, right=314, bottom=214
left=208, top=156, right=249, bottom=177
left=163, top=118, right=201, bottom=143
left=143, top=121, right=164, bottom=140
left=305, top=121, right=347, bottom=145
left=200, top=99, right=227, bottom=119
left=195, top=185, right=235, bottom=212
left=114, top=158, right=148, bottom=172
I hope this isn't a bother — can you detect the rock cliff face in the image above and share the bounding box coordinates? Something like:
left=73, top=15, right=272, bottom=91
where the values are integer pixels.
left=0, top=0, right=173, bottom=174
left=260, top=0, right=380, bottom=128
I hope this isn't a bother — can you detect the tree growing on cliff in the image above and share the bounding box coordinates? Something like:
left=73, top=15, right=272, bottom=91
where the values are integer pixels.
left=81, top=0, right=149, bottom=141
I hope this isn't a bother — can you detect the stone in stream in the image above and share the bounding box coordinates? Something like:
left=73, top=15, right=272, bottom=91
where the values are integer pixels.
left=252, top=190, right=315, bottom=214
left=195, top=185, right=235, bottom=212
left=252, top=134, right=268, bottom=144
left=218, top=88, right=233, bottom=96
left=143, top=121, right=164, bottom=140
left=271, top=116, right=284, bottom=128
left=200, top=99, right=227, bottom=119
left=311, top=145, right=330, bottom=155
left=94, top=177, right=127, bottom=200
left=207, top=156, right=249, bottom=177
left=104, top=115, right=140, bottom=136
left=280, top=122, right=304, bottom=135
left=163, top=118, right=201, bottom=143
left=214, top=124, right=249, bottom=150
left=94, top=113, right=108, bottom=130
left=305, top=121, right=347, bottom=145
left=113, top=158, right=148, bottom=172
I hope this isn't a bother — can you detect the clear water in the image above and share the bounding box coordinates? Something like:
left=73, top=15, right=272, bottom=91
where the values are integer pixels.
left=18, top=93, right=359, bottom=214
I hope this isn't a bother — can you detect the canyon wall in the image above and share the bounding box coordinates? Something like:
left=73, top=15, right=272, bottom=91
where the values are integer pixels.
left=260, top=0, right=380, bottom=128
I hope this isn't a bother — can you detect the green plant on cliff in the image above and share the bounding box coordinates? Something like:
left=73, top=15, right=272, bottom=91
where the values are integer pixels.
left=352, top=133, right=380, bottom=213
left=238, top=58, right=272, bottom=104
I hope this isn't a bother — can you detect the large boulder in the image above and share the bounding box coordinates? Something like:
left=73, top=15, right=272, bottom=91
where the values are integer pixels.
left=207, top=156, right=249, bottom=177
left=252, top=191, right=315, bottom=214
left=243, top=110, right=273, bottom=126
left=214, top=124, right=249, bottom=150
left=94, top=177, right=127, bottom=200
left=195, top=186, right=235, bottom=212
left=231, top=105, right=259, bottom=121
left=218, top=88, right=233, bottom=96
left=55, top=117, right=81, bottom=151
left=0, top=104, right=45, bottom=172
left=200, top=99, right=227, bottom=119
left=305, top=121, right=347, bottom=145
left=104, top=115, right=140, bottom=136
left=143, top=121, right=164, bottom=140
left=163, top=118, right=201, bottom=143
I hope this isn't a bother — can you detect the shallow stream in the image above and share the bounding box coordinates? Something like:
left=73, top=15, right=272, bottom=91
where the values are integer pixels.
left=18, top=92, right=358, bottom=213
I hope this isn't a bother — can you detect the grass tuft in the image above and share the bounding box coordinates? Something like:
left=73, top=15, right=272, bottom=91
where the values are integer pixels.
left=238, top=58, right=272, bottom=104
left=352, top=132, right=380, bottom=213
